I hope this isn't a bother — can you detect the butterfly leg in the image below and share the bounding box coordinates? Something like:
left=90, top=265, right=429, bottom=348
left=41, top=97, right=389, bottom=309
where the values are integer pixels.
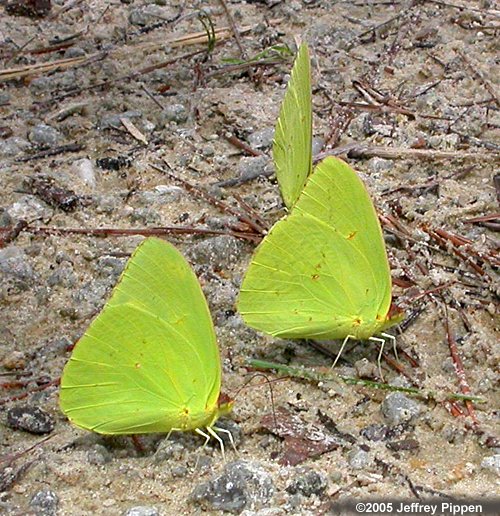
left=381, top=332, right=398, bottom=362
left=369, top=336, right=386, bottom=381
left=213, top=426, right=238, bottom=455
left=207, top=426, right=226, bottom=462
left=194, top=427, right=212, bottom=470
left=330, top=334, right=354, bottom=370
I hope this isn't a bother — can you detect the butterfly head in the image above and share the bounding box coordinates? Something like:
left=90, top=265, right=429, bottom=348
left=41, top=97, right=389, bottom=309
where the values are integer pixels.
left=217, top=392, right=234, bottom=416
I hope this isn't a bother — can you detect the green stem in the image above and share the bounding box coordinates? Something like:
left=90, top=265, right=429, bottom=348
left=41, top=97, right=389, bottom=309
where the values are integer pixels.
left=246, top=359, right=486, bottom=404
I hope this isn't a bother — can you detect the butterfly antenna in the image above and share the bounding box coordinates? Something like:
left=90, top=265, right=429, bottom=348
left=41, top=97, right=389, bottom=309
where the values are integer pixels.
left=330, top=334, right=354, bottom=370
left=235, top=372, right=278, bottom=431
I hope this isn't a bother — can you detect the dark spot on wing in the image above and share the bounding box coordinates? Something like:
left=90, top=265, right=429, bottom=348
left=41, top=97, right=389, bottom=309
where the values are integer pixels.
left=347, top=231, right=357, bottom=240
left=311, top=274, right=320, bottom=280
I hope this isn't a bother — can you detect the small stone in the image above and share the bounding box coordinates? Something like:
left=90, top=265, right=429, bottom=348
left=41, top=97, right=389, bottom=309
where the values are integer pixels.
left=311, top=136, right=325, bottom=157
left=354, top=358, right=378, bottom=379
left=347, top=448, right=370, bottom=469
left=0, top=246, right=37, bottom=289
left=7, top=406, right=55, bottom=434
left=202, top=145, right=215, bottom=157
left=171, top=465, right=188, bottom=478
left=480, top=455, right=500, bottom=476
left=367, top=157, right=394, bottom=173
left=160, top=104, right=189, bottom=124
left=360, top=424, right=390, bottom=442
left=7, top=196, right=52, bottom=221
left=237, top=155, right=273, bottom=183
left=381, top=393, right=421, bottom=425
left=3, top=351, right=26, bottom=370
left=247, top=127, right=274, bottom=149
left=30, top=76, right=55, bottom=93
left=136, top=185, right=184, bottom=206
left=71, top=158, right=97, bottom=188
left=87, top=444, right=112, bottom=465
left=188, top=235, right=245, bottom=270
left=123, top=506, right=159, bottom=516
left=0, top=137, right=31, bottom=157
left=285, top=470, right=327, bottom=497
left=129, top=4, right=178, bottom=26
left=30, top=489, right=58, bottom=516
left=129, top=207, right=162, bottom=225
left=190, top=460, right=274, bottom=512
left=28, top=124, right=63, bottom=148
left=64, top=46, right=86, bottom=58
left=99, top=111, right=142, bottom=130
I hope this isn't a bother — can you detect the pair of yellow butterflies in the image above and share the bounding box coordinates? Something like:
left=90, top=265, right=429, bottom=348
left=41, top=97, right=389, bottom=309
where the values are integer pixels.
left=59, top=44, right=403, bottom=442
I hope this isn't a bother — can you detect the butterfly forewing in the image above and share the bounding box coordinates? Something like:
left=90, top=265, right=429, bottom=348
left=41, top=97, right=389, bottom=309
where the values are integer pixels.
left=273, top=42, right=312, bottom=209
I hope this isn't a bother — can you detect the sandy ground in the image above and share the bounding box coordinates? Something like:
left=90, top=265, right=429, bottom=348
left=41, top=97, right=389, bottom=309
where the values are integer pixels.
left=0, top=1, right=499, bottom=515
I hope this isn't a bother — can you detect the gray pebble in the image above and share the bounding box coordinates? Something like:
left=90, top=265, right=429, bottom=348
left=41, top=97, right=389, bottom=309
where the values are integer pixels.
left=311, top=136, right=325, bottom=157
left=47, top=262, right=76, bottom=288
left=28, top=124, right=63, bottom=148
left=171, top=465, right=188, bottom=478
left=0, top=91, right=10, bottom=104
left=7, top=195, right=53, bottom=221
left=7, top=405, right=55, bottom=434
left=237, top=155, right=273, bottom=183
left=480, top=455, right=500, bottom=476
left=123, top=507, right=159, bottom=516
left=0, top=246, right=37, bottom=290
left=136, top=185, right=184, bottom=206
left=30, top=489, right=59, bottom=516
left=87, top=444, right=112, bottom=465
left=188, top=235, right=245, bottom=270
left=247, top=127, right=274, bottom=149
left=360, top=423, right=390, bottom=442
left=94, top=194, right=120, bottom=214
left=285, top=470, right=327, bottom=497
left=381, top=393, right=421, bottom=425
left=129, top=4, right=178, bottom=26
left=99, top=111, right=142, bottom=130
left=367, top=157, right=394, bottom=173
left=347, top=448, right=371, bottom=470
left=64, top=47, right=86, bottom=58
left=190, top=460, right=274, bottom=512
left=160, top=104, right=189, bottom=124
left=129, top=207, right=162, bottom=225
left=30, top=76, right=56, bottom=93
left=0, top=137, right=31, bottom=157
left=0, top=209, right=13, bottom=227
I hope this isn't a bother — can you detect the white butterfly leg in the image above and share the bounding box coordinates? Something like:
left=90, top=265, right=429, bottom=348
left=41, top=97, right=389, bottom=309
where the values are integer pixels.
left=369, top=336, right=386, bottom=381
left=330, top=334, right=355, bottom=370
left=381, top=332, right=398, bottom=362
left=194, top=427, right=212, bottom=469
left=207, top=426, right=226, bottom=462
left=213, top=426, right=238, bottom=455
